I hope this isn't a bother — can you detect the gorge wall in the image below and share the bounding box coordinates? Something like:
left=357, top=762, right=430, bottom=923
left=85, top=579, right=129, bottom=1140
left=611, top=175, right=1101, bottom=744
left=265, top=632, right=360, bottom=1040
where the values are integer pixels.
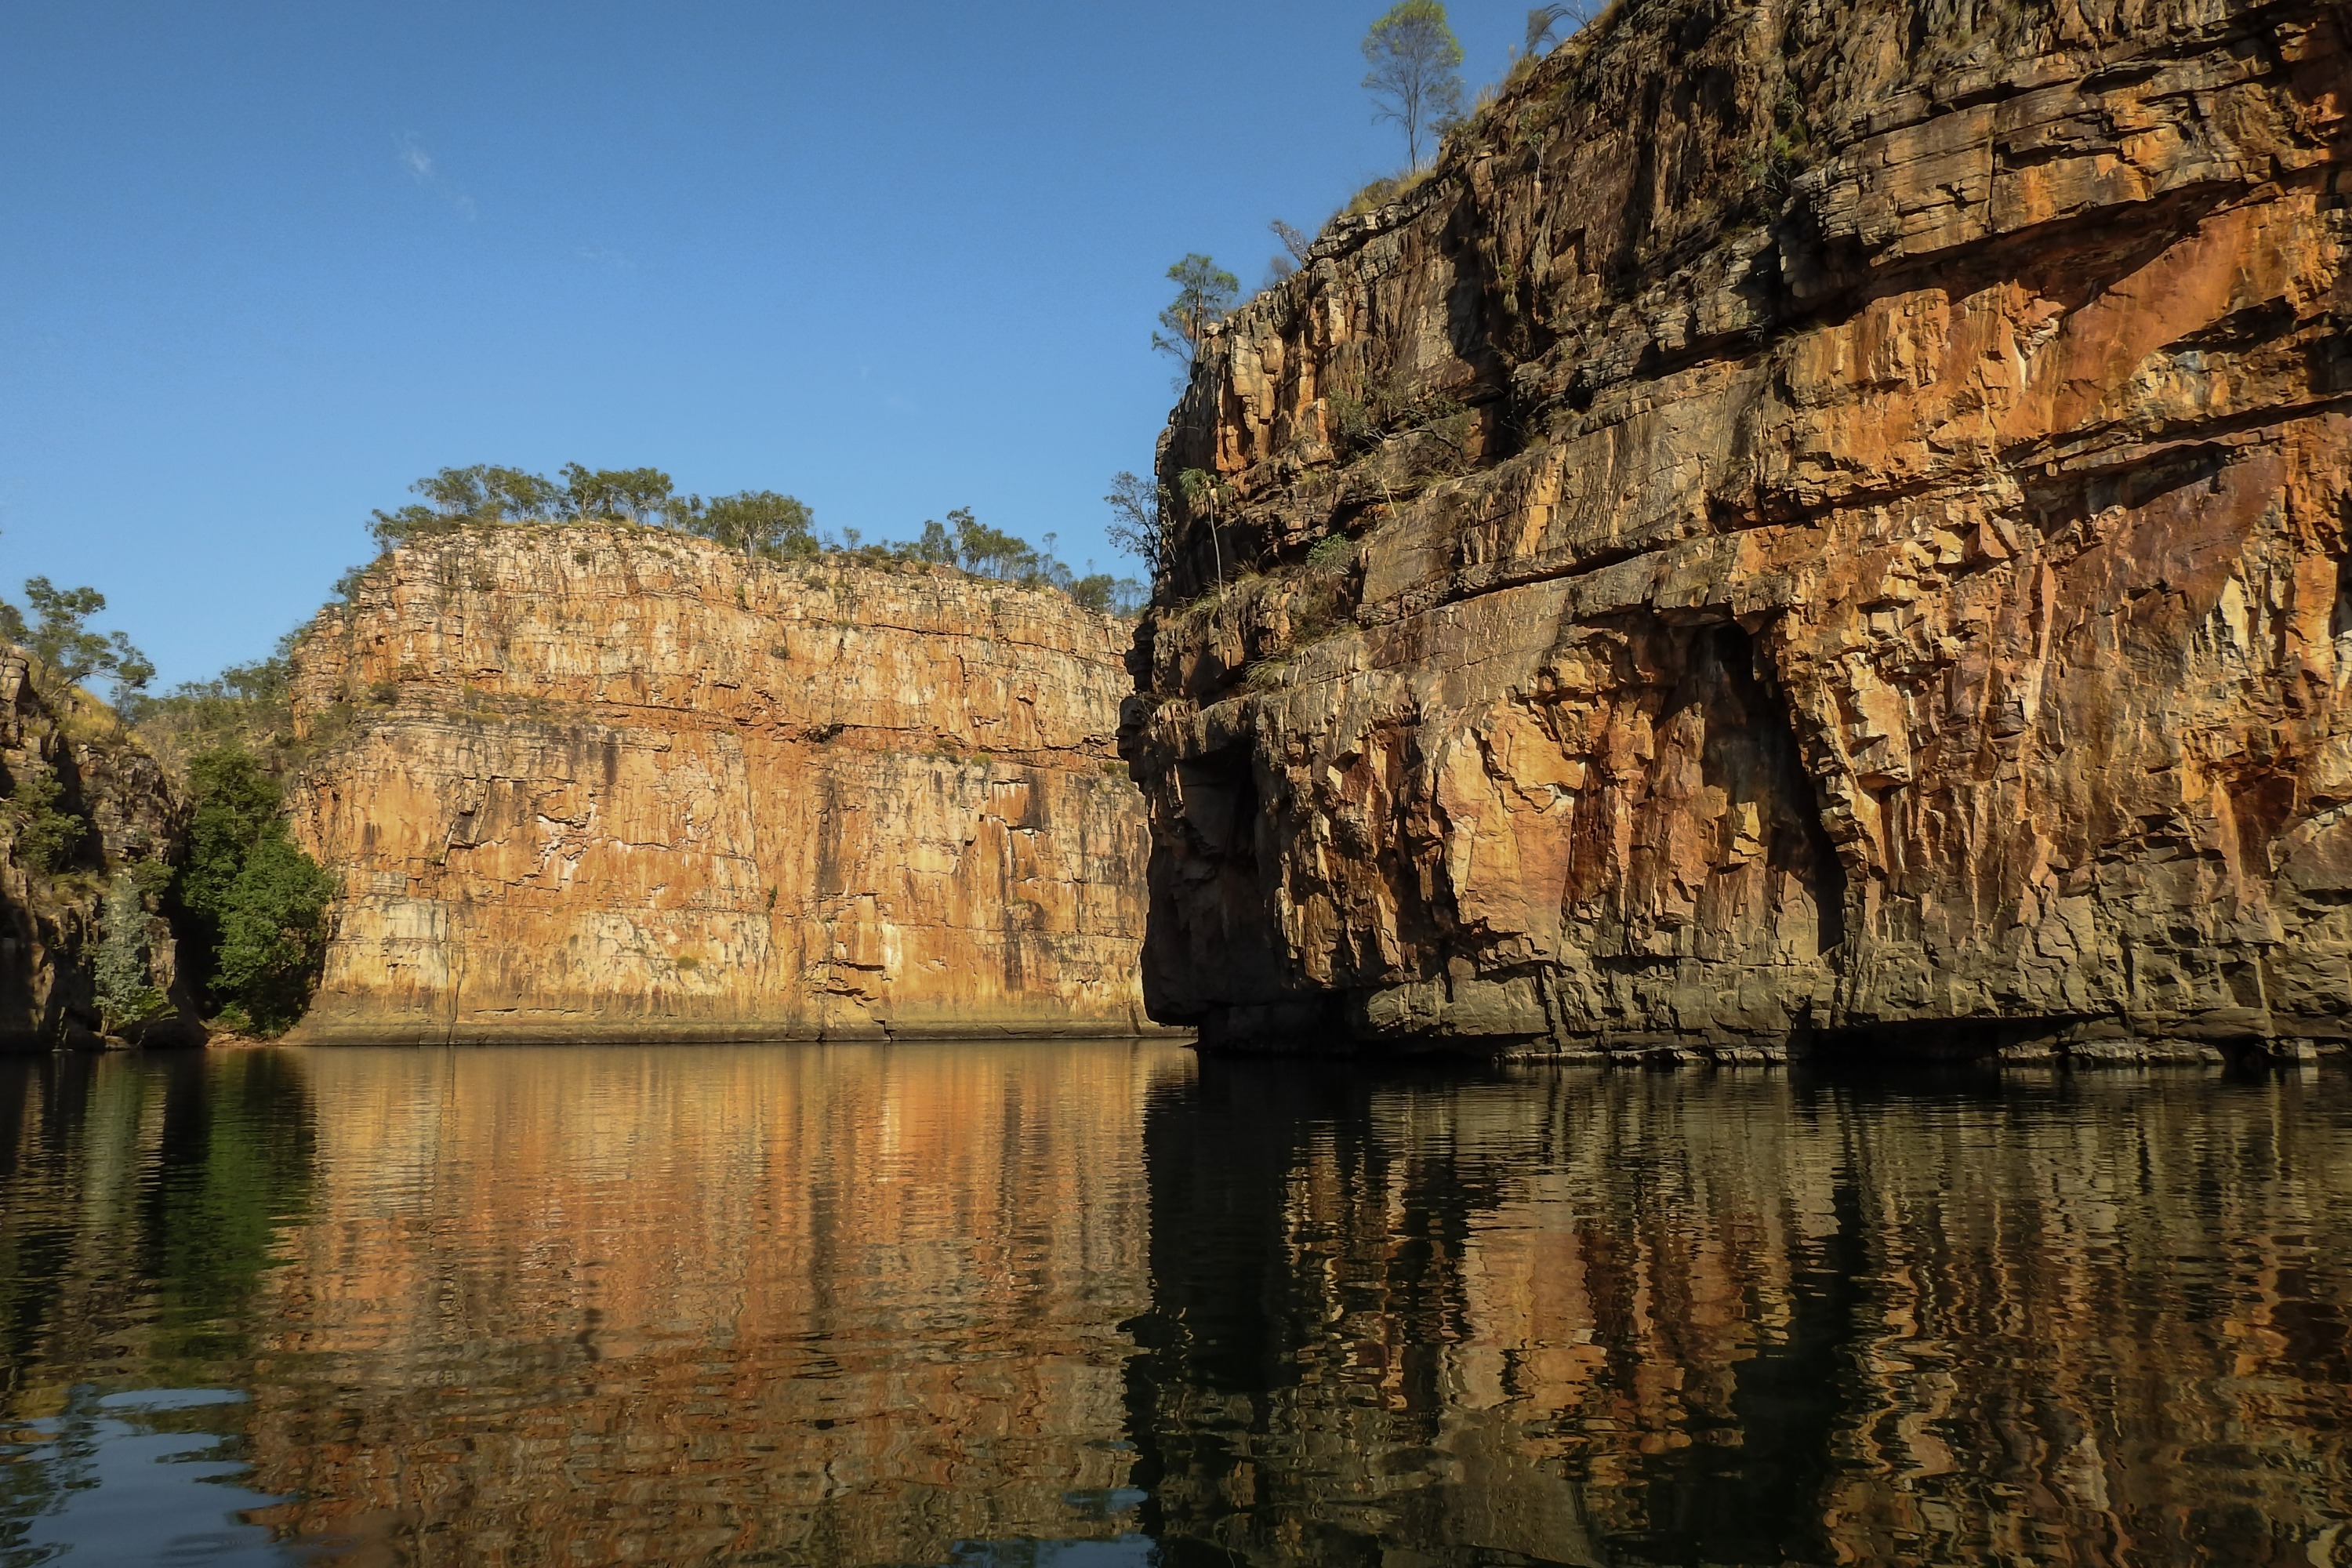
left=1124, top=0, right=2352, bottom=1058
left=286, top=526, right=1160, bottom=1042
left=0, top=655, right=187, bottom=1048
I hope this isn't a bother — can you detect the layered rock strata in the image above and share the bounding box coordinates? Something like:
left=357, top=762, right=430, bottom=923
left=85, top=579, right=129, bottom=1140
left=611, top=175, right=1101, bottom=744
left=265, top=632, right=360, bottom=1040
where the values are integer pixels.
left=1123, top=0, right=2352, bottom=1057
left=0, top=655, right=188, bottom=1048
left=288, top=527, right=1160, bottom=1041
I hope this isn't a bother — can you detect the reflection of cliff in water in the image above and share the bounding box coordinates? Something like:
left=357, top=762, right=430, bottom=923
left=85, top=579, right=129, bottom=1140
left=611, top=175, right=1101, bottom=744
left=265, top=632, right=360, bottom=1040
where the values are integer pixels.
left=1126, top=1062, right=2352, bottom=1567
left=238, top=1043, right=1189, bottom=1567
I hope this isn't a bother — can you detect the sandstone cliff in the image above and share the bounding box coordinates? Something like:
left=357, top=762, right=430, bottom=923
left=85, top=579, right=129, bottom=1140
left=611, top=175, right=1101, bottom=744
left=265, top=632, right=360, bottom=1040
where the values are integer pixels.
left=0, top=655, right=189, bottom=1047
left=287, top=526, right=1161, bottom=1041
left=1124, top=0, right=2352, bottom=1058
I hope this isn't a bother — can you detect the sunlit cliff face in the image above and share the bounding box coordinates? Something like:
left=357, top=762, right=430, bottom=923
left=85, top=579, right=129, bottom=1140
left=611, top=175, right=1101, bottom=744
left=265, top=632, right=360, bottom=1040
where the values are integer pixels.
left=236, top=1044, right=1190, bottom=1566
left=285, top=529, right=1160, bottom=1043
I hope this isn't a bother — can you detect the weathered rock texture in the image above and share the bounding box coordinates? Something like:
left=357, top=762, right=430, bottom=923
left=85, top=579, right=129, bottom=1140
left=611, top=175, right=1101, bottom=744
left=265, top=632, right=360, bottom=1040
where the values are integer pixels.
left=288, top=527, right=1160, bottom=1041
left=0, top=655, right=189, bottom=1048
left=1124, top=0, right=2352, bottom=1058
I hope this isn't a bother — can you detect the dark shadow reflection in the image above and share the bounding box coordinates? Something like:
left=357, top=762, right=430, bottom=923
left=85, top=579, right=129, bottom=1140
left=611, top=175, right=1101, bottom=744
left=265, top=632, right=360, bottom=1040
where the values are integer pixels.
left=1124, top=1058, right=2352, bottom=1568
left=0, top=1049, right=318, bottom=1561
left=0, top=1050, right=316, bottom=1406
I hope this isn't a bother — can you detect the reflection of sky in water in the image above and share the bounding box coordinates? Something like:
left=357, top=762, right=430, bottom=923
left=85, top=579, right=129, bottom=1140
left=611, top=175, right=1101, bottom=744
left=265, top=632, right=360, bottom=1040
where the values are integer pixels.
left=1, top=1389, right=292, bottom=1566
left=943, top=1537, right=1156, bottom=1566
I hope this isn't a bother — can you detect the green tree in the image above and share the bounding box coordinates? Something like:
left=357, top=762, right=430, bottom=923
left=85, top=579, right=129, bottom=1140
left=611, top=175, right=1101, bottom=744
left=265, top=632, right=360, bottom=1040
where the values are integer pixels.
left=95, top=870, right=166, bottom=1033
left=1363, top=0, right=1465, bottom=167
left=370, top=464, right=562, bottom=546
left=121, top=631, right=301, bottom=772
left=910, top=518, right=957, bottom=564
left=2, top=577, right=154, bottom=702
left=176, top=748, right=283, bottom=939
left=1065, top=574, right=1120, bottom=615
left=559, top=463, right=677, bottom=524
left=211, top=835, right=336, bottom=1034
left=172, top=746, right=332, bottom=1034
left=684, top=490, right=818, bottom=559
left=5, top=770, right=84, bottom=873
left=1152, top=255, right=1240, bottom=365
left=946, top=508, right=1037, bottom=580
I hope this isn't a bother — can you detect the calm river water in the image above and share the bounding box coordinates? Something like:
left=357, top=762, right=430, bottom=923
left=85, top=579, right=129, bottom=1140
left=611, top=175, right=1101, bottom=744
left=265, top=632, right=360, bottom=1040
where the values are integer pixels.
left=1, top=1044, right=2347, bottom=1566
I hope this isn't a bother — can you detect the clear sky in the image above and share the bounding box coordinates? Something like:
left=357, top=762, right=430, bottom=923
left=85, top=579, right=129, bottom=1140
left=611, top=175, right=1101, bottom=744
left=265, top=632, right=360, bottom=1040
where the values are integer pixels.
left=2, top=0, right=1537, bottom=688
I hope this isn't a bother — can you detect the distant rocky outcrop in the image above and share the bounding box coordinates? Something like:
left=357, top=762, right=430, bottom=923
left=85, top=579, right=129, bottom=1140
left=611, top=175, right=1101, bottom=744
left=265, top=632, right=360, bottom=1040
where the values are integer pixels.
left=1123, top=0, right=2352, bottom=1059
left=285, top=525, right=1165, bottom=1041
left=0, top=653, right=191, bottom=1047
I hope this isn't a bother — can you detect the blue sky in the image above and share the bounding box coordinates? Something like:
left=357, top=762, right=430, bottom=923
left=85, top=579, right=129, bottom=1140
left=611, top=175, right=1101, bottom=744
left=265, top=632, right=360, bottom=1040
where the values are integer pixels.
left=2, top=0, right=1537, bottom=688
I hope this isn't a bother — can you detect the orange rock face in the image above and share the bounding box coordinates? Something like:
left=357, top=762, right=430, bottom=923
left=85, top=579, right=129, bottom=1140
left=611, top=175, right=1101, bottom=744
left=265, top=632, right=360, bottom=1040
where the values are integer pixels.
left=287, top=527, right=1160, bottom=1041
left=1123, top=0, right=2352, bottom=1058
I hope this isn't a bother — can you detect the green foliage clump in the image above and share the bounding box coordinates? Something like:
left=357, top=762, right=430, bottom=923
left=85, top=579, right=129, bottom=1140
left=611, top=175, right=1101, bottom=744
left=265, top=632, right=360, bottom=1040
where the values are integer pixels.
left=210, top=837, right=336, bottom=1033
left=95, top=869, right=167, bottom=1033
left=367, top=462, right=821, bottom=555
left=0, top=575, right=154, bottom=702
left=5, top=769, right=85, bottom=874
left=354, top=465, right=1138, bottom=615
left=684, top=490, right=818, bottom=561
left=825, top=506, right=1145, bottom=616
left=174, top=746, right=333, bottom=1036
left=122, top=633, right=299, bottom=774
left=1307, top=532, right=1357, bottom=569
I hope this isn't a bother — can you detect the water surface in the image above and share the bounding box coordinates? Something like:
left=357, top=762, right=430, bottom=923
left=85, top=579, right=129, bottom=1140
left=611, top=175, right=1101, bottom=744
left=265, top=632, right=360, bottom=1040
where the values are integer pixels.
left=2, top=1046, right=2347, bottom=1566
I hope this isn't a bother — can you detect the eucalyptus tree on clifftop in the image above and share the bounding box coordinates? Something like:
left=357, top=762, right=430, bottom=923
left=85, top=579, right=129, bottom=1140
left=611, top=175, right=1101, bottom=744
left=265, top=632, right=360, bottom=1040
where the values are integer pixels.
left=1152, top=254, right=1239, bottom=366
left=1362, top=0, right=1464, bottom=168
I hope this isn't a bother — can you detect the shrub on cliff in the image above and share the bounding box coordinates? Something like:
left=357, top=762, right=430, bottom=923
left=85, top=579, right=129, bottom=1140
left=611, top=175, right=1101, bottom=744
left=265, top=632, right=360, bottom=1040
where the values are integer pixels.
left=354, top=466, right=1138, bottom=614
left=122, top=634, right=299, bottom=775
left=209, top=835, right=336, bottom=1034
left=173, top=746, right=333, bottom=1035
left=365, top=463, right=826, bottom=562
left=94, top=869, right=168, bottom=1033
left=4, top=769, right=86, bottom=875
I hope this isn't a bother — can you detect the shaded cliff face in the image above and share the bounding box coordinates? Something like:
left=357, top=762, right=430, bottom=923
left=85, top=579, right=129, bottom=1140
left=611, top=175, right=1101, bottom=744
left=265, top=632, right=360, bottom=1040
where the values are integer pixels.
left=1124, top=0, right=2352, bottom=1056
left=0, top=655, right=187, bottom=1047
left=288, top=527, right=1158, bottom=1040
